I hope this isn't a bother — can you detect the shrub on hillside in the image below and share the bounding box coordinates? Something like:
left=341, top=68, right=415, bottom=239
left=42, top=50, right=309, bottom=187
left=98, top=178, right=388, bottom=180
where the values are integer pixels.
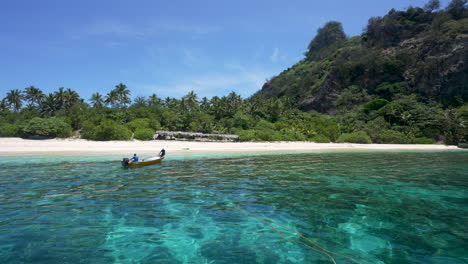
left=363, top=116, right=390, bottom=142
left=21, top=117, right=72, bottom=138
left=375, top=82, right=408, bottom=100
left=337, top=131, right=372, bottom=144
left=377, top=103, right=404, bottom=124
left=363, top=99, right=389, bottom=113
left=133, top=128, right=154, bottom=140
left=376, top=130, right=410, bottom=144
left=333, top=85, right=372, bottom=111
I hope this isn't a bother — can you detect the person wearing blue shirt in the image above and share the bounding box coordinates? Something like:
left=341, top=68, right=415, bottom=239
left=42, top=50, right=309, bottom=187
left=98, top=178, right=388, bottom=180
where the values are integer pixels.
left=130, top=153, right=139, bottom=163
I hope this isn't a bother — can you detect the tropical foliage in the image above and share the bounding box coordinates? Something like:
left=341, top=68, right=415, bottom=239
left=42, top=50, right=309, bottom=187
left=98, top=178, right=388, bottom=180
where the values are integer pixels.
left=0, top=0, right=466, bottom=144
left=21, top=117, right=72, bottom=138
left=337, top=131, right=372, bottom=144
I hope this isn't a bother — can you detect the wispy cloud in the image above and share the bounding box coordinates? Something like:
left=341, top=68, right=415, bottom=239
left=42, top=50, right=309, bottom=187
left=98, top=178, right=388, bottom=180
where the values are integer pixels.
left=70, top=19, right=220, bottom=40
left=135, top=65, right=276, bottom=99
left=86, top=21, right=144, bottom=38
left=149, top=19, right=219, bottom=36
left=270, top=47, right=279, bottom=63
left=145, top=45, right=165, bottom=58
left=181, top=48, right=197, bottom=67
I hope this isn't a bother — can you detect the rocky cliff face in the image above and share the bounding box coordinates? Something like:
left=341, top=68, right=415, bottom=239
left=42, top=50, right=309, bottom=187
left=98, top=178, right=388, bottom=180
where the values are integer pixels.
left=401, top=34, right=467, bottom=101
left=254, top=8, right=467, bottom=113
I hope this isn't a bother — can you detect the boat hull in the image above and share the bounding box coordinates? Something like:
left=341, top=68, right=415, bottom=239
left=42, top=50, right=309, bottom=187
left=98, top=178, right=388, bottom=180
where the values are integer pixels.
left=122, top=157, right=164, bottom=168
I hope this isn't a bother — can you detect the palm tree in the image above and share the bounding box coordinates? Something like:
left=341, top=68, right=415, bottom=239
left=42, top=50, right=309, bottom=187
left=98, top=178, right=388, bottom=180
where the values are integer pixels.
left=105, top=90, right=118, bottom=107
left=148, top=93, right=162, bottom=107
left=39, top=93, right=58, bottom=117
left=163, top=97, right=171, bottom=108
left=90, top=92, right=105, bottom=108
left=23, top=86, right=45, bottom=106
left=54, top=87, right=66, bottom=109
left=210, top=96, right=221, bottom=117
left=24, top=103, right=37, bottom=112
left=164, top=97, right=181, bottom=109
left=133, top=96, right=147, bottom=107
left=200, top=97, right=210, bottom=112
left=182, top=90, right=198, bottom=111
left=0, top=98, right=10, bottom=111
left=6, top=89, right=23, bottom=111
left=114, top=83, right=131, bottom=107
left=225, top=91, right=242, bottom=117
left=63, top=88, right=80, bottom=109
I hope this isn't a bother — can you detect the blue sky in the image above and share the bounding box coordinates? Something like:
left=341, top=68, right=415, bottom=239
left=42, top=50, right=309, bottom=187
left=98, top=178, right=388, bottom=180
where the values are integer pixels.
left=0, top=0, right=451, bottom=101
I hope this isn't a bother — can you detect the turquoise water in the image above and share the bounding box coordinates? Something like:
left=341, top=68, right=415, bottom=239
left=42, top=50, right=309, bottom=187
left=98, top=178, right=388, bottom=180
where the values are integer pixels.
left=0, top=151, right=467, bottom=264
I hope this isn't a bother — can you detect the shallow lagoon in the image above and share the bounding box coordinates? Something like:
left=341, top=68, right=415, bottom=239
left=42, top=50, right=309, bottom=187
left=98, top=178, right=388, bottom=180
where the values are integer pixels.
left=0, top=151, right=467, bottom=263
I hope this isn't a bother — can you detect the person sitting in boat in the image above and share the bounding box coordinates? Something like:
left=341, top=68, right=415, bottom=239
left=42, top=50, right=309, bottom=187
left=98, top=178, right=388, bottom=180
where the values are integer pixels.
left=159, top=148, right=166, bottom=158
left=130, top=153, right=139, bottom=163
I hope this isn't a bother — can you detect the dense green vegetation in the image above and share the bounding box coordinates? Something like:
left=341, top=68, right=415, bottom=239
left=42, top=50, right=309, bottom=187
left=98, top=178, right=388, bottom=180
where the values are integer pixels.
left=253, top=0, right=467, bottom=145
left=337, top=131, right=372, bottom=144
left=0, top=84, right=343, bottom=142
left=1, top=0, right=467, bottom=144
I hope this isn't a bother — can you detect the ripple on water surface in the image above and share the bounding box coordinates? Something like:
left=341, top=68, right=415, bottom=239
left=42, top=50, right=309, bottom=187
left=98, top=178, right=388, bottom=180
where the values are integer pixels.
left=0, top=151, right=467, bottom=263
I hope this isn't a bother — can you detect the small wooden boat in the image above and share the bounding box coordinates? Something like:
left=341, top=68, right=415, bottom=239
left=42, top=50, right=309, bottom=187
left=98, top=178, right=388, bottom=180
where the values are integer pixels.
left=121, top=155, right=164, bottom=168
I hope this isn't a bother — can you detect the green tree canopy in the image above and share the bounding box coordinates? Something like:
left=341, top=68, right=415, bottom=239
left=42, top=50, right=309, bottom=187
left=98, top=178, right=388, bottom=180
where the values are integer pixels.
left=39, top=93, right=58, bottom=117
left=182, top=91, right=199, bottom=111
left=21, top=117, right=72, bottom=138
left=446, top=0, right=467, bottom=19
left=306, top=21, right=347, bottom=60
left=424, top=0, right=441, bottom=12
left=114, top=83, right=131, bottom=107
left=23, top=86, right=45, bottom=106
left=6, top=89, right=23, bottom=111
left=90, top=92, right=105, bottom=108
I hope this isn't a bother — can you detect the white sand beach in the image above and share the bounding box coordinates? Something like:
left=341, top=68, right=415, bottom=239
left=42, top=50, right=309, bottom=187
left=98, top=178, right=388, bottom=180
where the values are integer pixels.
left=0, top=137, right=460, bottom=155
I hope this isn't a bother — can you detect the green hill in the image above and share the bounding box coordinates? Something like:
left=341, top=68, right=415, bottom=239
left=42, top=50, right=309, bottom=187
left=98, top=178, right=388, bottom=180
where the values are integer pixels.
left=254, top=4, right=467, bottom=113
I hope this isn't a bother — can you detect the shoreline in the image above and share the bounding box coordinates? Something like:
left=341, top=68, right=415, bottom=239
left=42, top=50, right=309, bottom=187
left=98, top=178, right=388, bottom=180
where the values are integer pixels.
left=0, top=137, right=462, bottom=156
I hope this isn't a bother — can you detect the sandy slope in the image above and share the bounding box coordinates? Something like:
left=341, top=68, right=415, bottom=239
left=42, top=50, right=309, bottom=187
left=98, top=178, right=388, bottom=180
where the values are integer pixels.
left=0, top=137, right=460, bottom=155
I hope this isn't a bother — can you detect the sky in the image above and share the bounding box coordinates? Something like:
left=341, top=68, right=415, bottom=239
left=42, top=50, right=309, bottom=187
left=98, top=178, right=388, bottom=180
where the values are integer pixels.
left=0, top=0, right=452, bottom=101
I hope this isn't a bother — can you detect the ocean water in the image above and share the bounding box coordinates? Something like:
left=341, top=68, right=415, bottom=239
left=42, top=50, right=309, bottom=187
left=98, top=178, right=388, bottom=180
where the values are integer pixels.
left=0, top=151, right=466, bottom=264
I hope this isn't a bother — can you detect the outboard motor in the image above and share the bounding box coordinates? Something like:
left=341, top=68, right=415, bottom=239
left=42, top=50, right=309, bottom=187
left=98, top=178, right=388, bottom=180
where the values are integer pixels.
left=122, top=158, right=130, bottom=167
